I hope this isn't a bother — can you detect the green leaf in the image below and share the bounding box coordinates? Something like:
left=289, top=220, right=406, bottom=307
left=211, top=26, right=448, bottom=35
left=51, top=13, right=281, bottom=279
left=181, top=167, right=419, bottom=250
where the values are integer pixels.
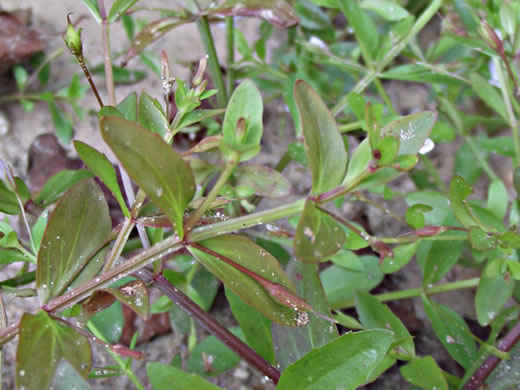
left=288, top=142, right=308, bottom=166
left=420, top=239, right=464, bottom=286
left=361, top=0, right=409, bottom=21
left=82, top=0, right=102, bottom=23
left=355, top=291, right=414, bottom=356
left=476, top=258, right=515, bottom=326
left=225, top=288, right=275, bottom=363
left=139, top=91, right=169, bottom=138
left=221, top=79, right=263, bottom=162
left=122, top=18, right=189, bottom=66
left=42, top=93, right=74, bottom=144
left=487, top=179, right=508, bottom=221
left=449, top=175, right=481, bottom=228
left=53, top=360, right=92, bottom=390
left=186, top=327, right=246, bottom=377
left=31, top=210, right=48, bottom=252
left=117, top=92, right=138, bottom=122
left=422, top=296, right=477, bottom=369
left=272, top=259, right=338, bottom=369
left=294, top=0, right=334, bottom=30
left=17, top=310, right=91, bottom=390
left=108, top=0, right=138, bottom=23
left=189, top=235, right=303, bottom=326
left=381, top=242, right=419, bottom=274
left=469, top=227, right=497, bottom=251
left=29, top=51, right=51, bottom=87
left=405, top=204, right=433, bottom=229
left=101, top=116, right=195, bottom=238
left=74, top=141, right=130, bottom=217
left=13, top=65, right=28, bottom=91
left=400, top=356, right=448, bottom=390
left=380, top=64, right=464, bottom=84
left=90, top=301, right=124, bottom=343
left=36, top=179, right=111, bottom=303
left=338, top=0, right=379, bottom=59
left=0, top=179, right=25, bottom=214
left=35, top=170, right=94, bottom=206
left=147, top=362, right=223, bottom=389
left=234, top=164, right=291, bottom=198
left=277, top=330, right=393, bottom=389
left=0, top=248, right=32, bottom=264
left=343, top=138, right=371, bottom=187
left=294, top=200, right=345, bottom=263
left=103, top=280, right=149, bottom=319
left=321, top=255, right=384, bottom=306
left=294, top=80, right=347, bottom=194
left=469, top=73, right=508, bottom=120
left=177, top=109, right=225, bottom=130
left=330, top=250, right=364, bottom=271
left=380, top=112, right=436, bottom=155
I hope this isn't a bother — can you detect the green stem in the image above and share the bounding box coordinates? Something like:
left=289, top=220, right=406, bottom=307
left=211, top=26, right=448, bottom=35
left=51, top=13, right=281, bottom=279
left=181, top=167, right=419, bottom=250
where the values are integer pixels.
left=185, top=160, right=237, bottom=232
left=373, top=78, right=397, bottom=115
left=102, top=218, right=134, bottom=272
left=197, top=16, right=227, bottom=107
left=331, top=277, right=480, bottom=309
left=339, top=120, right=364, bottom=133
left=494, top=56, right=520, bottom=167
left=226, top=17, right=235, bottom=97
left=331, top=0, right=443, bottom=116
left=87, top=322, right=145, bottom=390
left=378, top=233, right=467, bottom=244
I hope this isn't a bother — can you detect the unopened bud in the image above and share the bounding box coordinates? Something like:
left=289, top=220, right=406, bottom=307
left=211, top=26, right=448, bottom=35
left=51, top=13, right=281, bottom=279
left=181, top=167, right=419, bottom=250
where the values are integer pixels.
left=194, top=79, right=207, bottom=96
left=192, top=55, right=208, bottom=86
left=161, top=51, right=175, bottom=96
left=478, top=20, right=503, bottom=52
left=0, top=159, right=17, bottom=192
left=235, top=117, right=246, bottom=143
left=64, top=14, right=83, bottom=58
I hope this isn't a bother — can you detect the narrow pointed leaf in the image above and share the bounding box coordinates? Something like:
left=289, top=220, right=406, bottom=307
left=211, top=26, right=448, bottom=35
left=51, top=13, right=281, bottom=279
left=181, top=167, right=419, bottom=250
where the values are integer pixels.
left=36, top=179, right=111, bottom=303
left=108, top=0, right=138, bottom=23
left=117, top=92, right=138, bottom=122
left=225, top=288, right=275, bottom=363
left=17, top=310, right=91, bottom=390
left=379, top=111, right=437, bottom=155
left=361, top=0, right=409, bottom=21
left=147, top=362, right=223, bottom=390
left=104, top=280, right=149, bottom=319
left=294, top=200, right=345, bottom=263
left=221, top=79, right=263, bottom=162
left=234, top=164, right=291, bottom=198
left=400, top=356, right=448, bottom=390
left=476, top=258, right=514, bottom=326
left=338, top=0, right=379, bottom=59
left=469, top=73, right=508, bottom=120
left=422, top=296, right=477, bottom=369
left=294, top=80, right=347, bottom=194
left=177, top=109, right=226, bottom=130
left=277, top=330, right=393, bottom=389
left=139, top=91, right=169, bottom=138
left=186, top=327, right=246, bottom=377
left=101, top=116, right=195, bottom=238
left=355, top=291, right=414, bottom=356
left=35, top=170, right=95, bottom=206
left=189, top=235, right=304, bottom=326
left=321, top=255, right=383, bottom=306
left=272, top=259, right=338, bottom=370
left=122, top=18, right=189, bottom=66
left=74, top=141, right=130, bottom=217
left=207, top=0, right=299, bottom=29
left=449, top=175, right=481, bottom=228
left=53, top=360, right=92, bottom=390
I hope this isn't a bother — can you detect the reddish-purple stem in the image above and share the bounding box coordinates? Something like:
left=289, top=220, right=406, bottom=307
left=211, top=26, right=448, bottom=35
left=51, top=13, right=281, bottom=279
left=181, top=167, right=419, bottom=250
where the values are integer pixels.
left=463, top=320, right=520, bottom=389
left=136, top=269, right=281, bottom=384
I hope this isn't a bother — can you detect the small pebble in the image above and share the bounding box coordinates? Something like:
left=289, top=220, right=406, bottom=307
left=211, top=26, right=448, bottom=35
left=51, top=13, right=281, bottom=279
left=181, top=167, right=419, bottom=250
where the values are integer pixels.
left=0, top=111, right=9, bottom=135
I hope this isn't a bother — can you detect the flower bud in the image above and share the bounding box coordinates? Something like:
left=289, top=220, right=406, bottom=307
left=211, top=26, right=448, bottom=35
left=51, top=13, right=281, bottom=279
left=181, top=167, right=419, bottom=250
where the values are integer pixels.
left=64, top=14, right=83, bottom=58
left=192, top=55, right=208, bottom=87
